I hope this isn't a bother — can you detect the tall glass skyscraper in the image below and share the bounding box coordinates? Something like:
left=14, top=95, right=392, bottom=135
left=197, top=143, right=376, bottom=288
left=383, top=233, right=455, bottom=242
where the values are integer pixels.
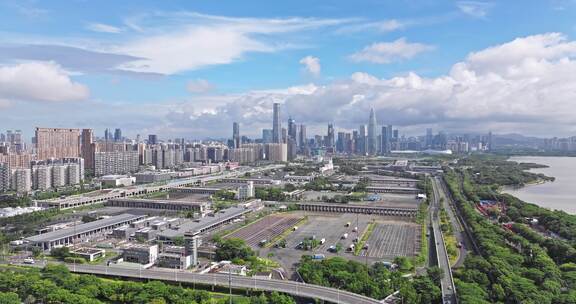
left=232, top=122, right=240, bottom=148
left=367, top=108, right=377, bottom=155
left=272, top=103, right=281, bottom=143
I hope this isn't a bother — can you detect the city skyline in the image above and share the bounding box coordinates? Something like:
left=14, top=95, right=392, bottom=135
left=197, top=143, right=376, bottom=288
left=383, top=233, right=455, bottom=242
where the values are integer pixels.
left=1, top=1, right=576, bottom=138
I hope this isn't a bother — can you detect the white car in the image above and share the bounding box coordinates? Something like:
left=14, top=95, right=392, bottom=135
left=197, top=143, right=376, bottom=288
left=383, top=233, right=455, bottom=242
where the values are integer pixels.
left=23, top=258, right=35, bottom=264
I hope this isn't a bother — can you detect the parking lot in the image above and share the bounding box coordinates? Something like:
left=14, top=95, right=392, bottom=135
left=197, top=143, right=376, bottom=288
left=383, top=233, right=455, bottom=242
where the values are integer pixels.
left=226, top=214, right=303, bottom=248
left=257, top=211, right=421, bottom=279
left=359, top=222, right=420, bottom=259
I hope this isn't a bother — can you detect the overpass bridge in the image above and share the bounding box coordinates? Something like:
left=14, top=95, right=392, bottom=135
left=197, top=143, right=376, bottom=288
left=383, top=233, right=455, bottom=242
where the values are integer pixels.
left=60, top=264, right=381, bottom=304
left=297, top=202, right=418, bottom=217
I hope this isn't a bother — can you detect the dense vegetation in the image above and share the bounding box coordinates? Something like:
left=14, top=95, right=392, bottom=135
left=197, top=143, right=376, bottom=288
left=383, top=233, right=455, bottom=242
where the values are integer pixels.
left=214, top=238, right=255, bottom=262
left=0, top=265, right=296, bottom=304
left=458, top=155, right=554, bottom=186
left=304, top=176, right=334, bottom=191
left=298, top=256, right=441, bottom=303
left=254, top=187, right=285, bottom=201
left=443, top=162, right=576, bottom=303
left=0, top=208, right=62, bottom=246
left=282, top=165, right=317, bottom=176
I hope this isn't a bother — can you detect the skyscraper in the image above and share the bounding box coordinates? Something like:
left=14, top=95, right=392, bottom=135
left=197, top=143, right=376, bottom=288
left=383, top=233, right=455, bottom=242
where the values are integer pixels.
left=359, top=125, right=367, bottom=155
left=287, top=117, right=297, bottom=143
left=367, top=108, right=377, bottom=155
left=262, top=129, right=273, bottom=144
left=114, top=128, right=122, bottom=142
left=148, top=134, right=158, bottom=145
left=426, top=128, right=433, bottom=148
left=35, top=127, right=81, bottom=160
left=272, top=103, right=281, bottom=143
left=298, top=124, right=307, bottom=148
left=232, top=122, right=240, bottom=148
left=327, top=124, right=335, bottom=148
left=381, top=125, right=392, bottom=154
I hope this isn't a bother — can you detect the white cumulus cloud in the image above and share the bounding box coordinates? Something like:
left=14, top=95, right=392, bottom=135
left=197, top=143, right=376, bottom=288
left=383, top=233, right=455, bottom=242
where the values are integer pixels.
left=349, top=38, right=434, bottom=64
left=0, top=61, right=89, bottom=103
left=186, top=79, right=214, bottom=94
left=158, top=33, right=576, bottom=138
left=299, top=56, right=321, bottom=76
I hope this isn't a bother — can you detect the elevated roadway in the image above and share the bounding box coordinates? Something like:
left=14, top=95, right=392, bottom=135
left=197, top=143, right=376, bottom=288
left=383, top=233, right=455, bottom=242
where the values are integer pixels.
left=55, top=263, right=381, bottom=304
left=430, top=177, right=457, bottom=304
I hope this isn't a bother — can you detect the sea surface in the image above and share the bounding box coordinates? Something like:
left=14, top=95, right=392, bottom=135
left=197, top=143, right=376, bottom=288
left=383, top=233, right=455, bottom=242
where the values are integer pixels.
left=503, top=156, right=576, bottom=214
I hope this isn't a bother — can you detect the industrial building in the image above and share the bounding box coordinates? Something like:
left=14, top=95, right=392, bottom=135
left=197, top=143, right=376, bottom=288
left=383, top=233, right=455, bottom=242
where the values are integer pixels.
left=105, top=198, right=208, bottom=213
left=26, top=213, right=145, bottom=251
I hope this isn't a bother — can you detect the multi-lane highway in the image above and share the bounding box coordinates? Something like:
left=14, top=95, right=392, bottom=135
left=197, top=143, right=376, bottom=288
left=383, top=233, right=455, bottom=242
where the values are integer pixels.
left=430, top=176, right=457, bottom=304
left=435, top=177, right=468, bottom=267
left=52, top=264, right=380, bottom=304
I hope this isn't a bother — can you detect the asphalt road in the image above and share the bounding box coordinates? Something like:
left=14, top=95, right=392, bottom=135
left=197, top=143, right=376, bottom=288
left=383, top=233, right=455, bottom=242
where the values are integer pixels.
left=19, top=263, right=381, bottom=304
left=431, top=177, right=457, bottom=304
left=434, top=177, right=468, bottom=268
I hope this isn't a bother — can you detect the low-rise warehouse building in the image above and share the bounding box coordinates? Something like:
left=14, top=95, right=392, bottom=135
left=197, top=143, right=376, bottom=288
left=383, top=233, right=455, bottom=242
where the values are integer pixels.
left=26, top=213, right=145, bottom=251
left=105, top=198, right=208, bottom=213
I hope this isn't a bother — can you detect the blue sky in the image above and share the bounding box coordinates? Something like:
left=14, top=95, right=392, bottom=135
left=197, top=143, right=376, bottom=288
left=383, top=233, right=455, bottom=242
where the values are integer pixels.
left=1, top=0, right=576, bottom=139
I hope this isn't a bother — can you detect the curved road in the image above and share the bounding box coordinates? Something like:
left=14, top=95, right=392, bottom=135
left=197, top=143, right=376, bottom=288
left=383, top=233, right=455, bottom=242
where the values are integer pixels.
left=58, top=264, right=380, bottom=304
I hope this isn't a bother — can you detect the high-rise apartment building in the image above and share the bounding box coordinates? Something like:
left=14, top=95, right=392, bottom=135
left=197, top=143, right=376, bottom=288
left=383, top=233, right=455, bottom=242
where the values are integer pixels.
left=32, top=165, right=52, bottom=191
left=272, top=103, right=281, bottom=143
left=81, top=129, right=95, bottom=172
left=367, top=108, right=377, bottom=155
left=51, top=165, right=67, bottom=188
left=35, top=127, right=81, bottom=160
left=11, top=168, right=31, bottom=193
left=94, top=150, right=139, bottom=176
left=265, top=143, right=287, bottom=162
left=0, top=163, right=9, bottom=192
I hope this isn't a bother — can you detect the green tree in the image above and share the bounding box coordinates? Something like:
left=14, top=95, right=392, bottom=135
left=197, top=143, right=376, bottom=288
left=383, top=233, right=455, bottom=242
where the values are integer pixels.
left=215, top=238, right=254, bottom=261
left=0, top=292, right=20, bottom=304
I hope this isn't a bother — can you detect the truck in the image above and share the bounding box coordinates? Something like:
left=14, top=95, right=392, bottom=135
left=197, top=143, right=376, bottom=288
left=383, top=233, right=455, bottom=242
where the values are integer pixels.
left=312, top=254, right=325, bottom=260
left=342, top=233, right=348, bottom=239
left=320, top=238, right=326, bottom=245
